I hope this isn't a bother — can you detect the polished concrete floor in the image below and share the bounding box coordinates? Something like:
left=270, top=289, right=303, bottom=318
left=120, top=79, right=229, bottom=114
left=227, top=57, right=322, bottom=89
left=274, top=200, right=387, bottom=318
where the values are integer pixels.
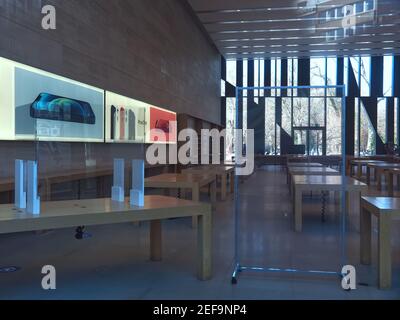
left=0, top=166, right=399, bottom=299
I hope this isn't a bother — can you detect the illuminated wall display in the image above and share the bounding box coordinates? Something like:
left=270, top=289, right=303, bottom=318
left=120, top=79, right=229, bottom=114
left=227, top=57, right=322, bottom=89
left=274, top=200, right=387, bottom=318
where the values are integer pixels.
left=0, top=57, right=104, bottom=142
left=147, top=106, right=177, bottom=144
left=105, top=91, right=147, bottom=143
left=0, top=56, right=177, bottom=144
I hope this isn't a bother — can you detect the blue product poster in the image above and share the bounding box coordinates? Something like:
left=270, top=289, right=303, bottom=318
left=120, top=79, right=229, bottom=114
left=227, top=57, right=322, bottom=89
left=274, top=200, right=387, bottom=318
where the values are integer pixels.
left=15, top=67, right=104, bottom=142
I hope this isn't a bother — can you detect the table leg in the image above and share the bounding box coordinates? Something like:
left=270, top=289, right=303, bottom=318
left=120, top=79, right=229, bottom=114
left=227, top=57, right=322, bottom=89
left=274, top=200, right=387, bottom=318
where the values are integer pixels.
left=377, top=169, right=382, bottom=191
left=366, top=166, right=370, bottom=185
left=150, top=220, right=162, bottom=261
left=230, top=171, right=234, bottom=193
left=191, top=184, right=200, bottom=228
left=378, top=214, right=391, bottom=289
left=197, top=211, right=212, bottom=280
left=294, top=187, right=302, bottom=232
left=221, top=174, right=227, bottom=201
left=360, top=204, right=372, bottom=265
left=210, top=180, right=217, bottom=207
left=387, top=172, right=394, bottom=196
left=357, top=164, right=362, bottom=179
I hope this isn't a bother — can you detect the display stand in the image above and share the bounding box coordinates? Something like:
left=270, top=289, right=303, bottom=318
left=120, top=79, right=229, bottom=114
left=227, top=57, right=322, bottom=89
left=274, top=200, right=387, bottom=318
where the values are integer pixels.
left=231, top=84, right=347, bottom=285
left=112, top=158, right=125, bottom=202
left=130, top=159, right=144, bottom=206
left=26, top=160, right=40, bottom=215
left=14, top=160, right=26, bottom=209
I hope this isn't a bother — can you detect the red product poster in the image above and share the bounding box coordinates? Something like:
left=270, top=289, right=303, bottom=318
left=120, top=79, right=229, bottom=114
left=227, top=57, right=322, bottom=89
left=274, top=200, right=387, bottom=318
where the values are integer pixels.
left=149, top=107, right=177, bottom=143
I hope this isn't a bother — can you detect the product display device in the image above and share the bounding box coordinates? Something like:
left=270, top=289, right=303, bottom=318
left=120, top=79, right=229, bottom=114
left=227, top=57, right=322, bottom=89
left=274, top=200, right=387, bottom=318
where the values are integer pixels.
left=30, top=93, right=96, bottom=125
left=129, top=110, right=136, bottom=140
left=111, top=105, right=117, bottom=140
left=120, top=107, right=125, bottom=140
left=155, top=119, right=170, bottom=133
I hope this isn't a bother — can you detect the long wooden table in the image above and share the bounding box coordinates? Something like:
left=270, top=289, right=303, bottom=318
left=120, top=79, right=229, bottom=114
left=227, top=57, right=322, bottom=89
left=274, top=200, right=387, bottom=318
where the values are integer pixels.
left=0, top=164, right=174, bottom=202
left=145, top=173, right=216, bottom=228
left=350, top=160, right=385, bottom=179
left=182, top=166, right=235, bottom=201
left=366, top=162, right=400, bottom=190
left=360, top=196, right=400, bottom=289
left=292, top=175, right=368, bottom=232
left=0, top=195, right=212, bottom=280
left=287, top=167, right=340, bottom=189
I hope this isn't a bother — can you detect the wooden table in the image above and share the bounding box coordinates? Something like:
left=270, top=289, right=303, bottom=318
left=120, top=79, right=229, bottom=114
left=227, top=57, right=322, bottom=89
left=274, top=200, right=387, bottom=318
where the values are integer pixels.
left=350, top=160, right=385, bottom=179
left=287, top=166, right=339, bottom=188
left=287, top=162, right=324, bottom=167
left=366, top=163, right=400, bottom=190
left=0, top=195, right=212, bottom=280
left=182, top=166, right=234, bottom=201
left=360, top=196, right=400, bottom=289
left=145, top=173, right=216, bottom=228
left=292, top=175, right=368, bottom=232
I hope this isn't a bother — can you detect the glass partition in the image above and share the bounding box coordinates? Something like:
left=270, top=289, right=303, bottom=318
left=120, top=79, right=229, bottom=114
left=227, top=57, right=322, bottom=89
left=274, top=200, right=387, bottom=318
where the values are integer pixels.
left=232, top=84, right=347, bottom=284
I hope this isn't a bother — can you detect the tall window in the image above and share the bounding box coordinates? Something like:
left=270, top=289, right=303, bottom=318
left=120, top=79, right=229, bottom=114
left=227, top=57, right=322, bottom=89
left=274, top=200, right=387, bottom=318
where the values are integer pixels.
left=383, top=55, right=394, bottom=97
left=226, top=60, right=237, bottom=87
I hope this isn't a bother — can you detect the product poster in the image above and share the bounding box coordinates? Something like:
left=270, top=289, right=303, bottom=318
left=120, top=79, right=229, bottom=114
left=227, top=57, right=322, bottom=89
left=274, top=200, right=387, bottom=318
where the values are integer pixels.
left=0, top=57, right=104, bottom=142
left=147, top=106, right=177, bottom=144
left=105, top=91, right=147, bottom=143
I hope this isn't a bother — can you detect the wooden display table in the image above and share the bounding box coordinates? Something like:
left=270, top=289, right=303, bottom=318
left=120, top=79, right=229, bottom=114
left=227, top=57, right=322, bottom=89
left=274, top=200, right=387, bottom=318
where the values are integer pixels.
left=366, top=162, right=400, bottom=190
left=0, top=195, right=212, bottom=280
left=360, top=196, right=400, bottom=289
left=287, top=162, right=324, bottom=167
left=350, top=160, right=385, bottom=179
left=287, top=166, right=339, bottom=188
left=182, top=166, right=234, bottom=201
left=145, top=173, right=216, bottom=228
left=292, top=175, right=367, bottom=232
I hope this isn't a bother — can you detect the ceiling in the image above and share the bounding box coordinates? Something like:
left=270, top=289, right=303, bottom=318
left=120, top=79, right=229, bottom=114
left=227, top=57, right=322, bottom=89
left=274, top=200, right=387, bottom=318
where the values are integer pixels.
left=187, top=0, right=400, bottom=59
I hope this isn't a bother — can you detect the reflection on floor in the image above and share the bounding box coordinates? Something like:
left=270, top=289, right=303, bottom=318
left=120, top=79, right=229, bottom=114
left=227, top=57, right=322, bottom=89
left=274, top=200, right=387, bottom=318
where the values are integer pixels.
left=0, top=165, right=399, bottom=299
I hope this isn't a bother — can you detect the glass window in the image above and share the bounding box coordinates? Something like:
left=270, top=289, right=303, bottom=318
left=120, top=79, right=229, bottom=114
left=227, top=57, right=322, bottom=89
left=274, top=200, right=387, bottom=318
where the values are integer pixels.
left=355, top=1, right=364, bottom=13
left=225, top=98, right=236, bottom=159
left=310, top=98, right=325, bottom=127
left=254, top=59, right=259, bottom=97
left=226, top=60, right=237, bottom=87
left=271, top=59, right=276, bottom=96
left=327, top=97, right=342, bottom=155
left=221, top=80, right=226, bottom=97
left=260, top=59, right=265, bottom=96
left=377, top=98, right=387, bottom=143
left=265, top=98, right=276, bottom=155
left=344, top=57, right=349, bottom=96
left=276, top=58, right=281, bottom=96
left=310, top=57, right=326, bottom=96
left=243, top=59, right=248, bottom=97
left=360, top=99, right=376, bottom=156
left=350, top=56, right=361, bottom=90
left=360, top=56, right=371, bottom=96
left=364, top=0, right=374, bottom=11
left=326, top=57, right=337, bottom=96
left=293, top=98, right=309, bottom=127
left=383, top=55, right=393, bottom=97
left=282, top=98, right=292, bottom=134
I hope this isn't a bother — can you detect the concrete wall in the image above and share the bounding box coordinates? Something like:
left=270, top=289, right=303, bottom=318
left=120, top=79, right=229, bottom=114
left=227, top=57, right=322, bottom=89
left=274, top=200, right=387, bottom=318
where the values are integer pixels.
left=0, top=0, right=221, bottom=178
